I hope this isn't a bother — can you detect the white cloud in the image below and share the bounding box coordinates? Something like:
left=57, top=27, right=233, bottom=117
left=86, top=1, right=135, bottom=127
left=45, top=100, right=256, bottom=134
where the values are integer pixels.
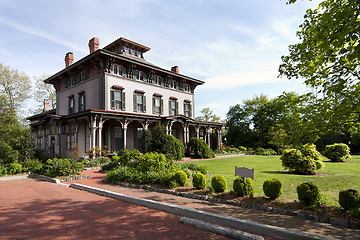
left=201, top=62, right=282, bottom=90
left=0, top=16, right=86, bottom=54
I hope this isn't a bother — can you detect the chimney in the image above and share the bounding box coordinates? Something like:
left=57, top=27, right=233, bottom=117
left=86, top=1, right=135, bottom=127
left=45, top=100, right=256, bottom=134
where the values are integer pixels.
left=43, top=99, right=50, bottom=112
left=171, top=66, right=179, bottom=74
left=89, top=37, right=99, bottom=54
left=64, top=52, right=74, bottom=67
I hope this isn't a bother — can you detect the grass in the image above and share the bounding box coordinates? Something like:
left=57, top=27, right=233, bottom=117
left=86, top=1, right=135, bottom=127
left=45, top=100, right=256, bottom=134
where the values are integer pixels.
left=179, top=155, right=360, bottom=207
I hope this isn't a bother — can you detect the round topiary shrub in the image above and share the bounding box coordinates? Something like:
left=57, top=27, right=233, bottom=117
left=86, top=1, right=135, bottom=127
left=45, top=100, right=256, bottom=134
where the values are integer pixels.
left=281, top=144, right=324, bottom=175
left=263, top=178, right=283, bottom=200
left=174, top=170, right=187, bottom=186
left=233, top=177, right=246, bottom=196
left=297, top=182, right=321, bottom=207
left=193, top=172, right=206, bottom=190
left=233, top=177, right=253, bottom=197
left=324, top=143, right=350, bottom=162
left=339, top=189, right=360, bottom=211
left=211, top=175, right=227, bottom=193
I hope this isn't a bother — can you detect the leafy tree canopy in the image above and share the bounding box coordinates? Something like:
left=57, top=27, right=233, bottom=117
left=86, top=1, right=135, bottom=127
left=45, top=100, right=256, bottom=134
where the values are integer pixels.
left=0, top=63, right=31, bottom=110
left=279, top=0, right=360, bottom=131
left=195, top=107, right=221, bottom=122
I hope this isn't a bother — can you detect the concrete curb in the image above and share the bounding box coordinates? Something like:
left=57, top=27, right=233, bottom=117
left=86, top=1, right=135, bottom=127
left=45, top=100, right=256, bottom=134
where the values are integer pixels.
left=180, top=217, right=264, bottom=240
left=70, top=183, right=335, bottom=240
left=28, top=174, right=61, bottom=184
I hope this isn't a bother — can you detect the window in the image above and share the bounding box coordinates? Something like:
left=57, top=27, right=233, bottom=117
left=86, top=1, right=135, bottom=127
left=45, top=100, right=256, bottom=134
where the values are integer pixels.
left=153, top=75, right=162, bottom=85
left=78, top=93, right=86, bottom=111
left=134, top=70, right=144, bottom=81
left=36, top=137, right=43, bottom=149
left=113, top=126, right=123, bottom=152
left=66, top=134, right=75, bottom=150
left=79, top=72, right=87, bottom=82
left=113, top=64, right=124, bottom=76
left=110, top=87, right=125, bottom=110
left=183, top=83, right=191, bottom=92
left=133, top=92, right=146, bottom=112
left=184, top=101, right=192, bottom=118
left=169, top=98, right=178, bottom=115
left=169, top=80, right=177, bottom=89
left=152, top=95, right=163, bottom=115
left=113, top=64, right=118, bottom=74
left=68, top=96, right=75, bottom=114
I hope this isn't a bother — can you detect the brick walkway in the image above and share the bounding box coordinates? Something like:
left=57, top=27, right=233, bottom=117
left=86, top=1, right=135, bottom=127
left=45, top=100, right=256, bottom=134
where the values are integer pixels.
left=0, top=177, right=230, bottom=239
left=67, top=169, right=360, bottom=240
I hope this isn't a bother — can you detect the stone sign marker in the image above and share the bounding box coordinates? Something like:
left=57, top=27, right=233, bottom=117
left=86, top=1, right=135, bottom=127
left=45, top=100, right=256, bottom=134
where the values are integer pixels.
left=235, top=166, right=255, bottom=179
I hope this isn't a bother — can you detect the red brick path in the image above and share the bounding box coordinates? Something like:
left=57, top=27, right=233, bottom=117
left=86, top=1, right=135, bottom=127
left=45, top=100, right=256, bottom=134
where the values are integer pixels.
left=0, top=177, right=230, bottom=239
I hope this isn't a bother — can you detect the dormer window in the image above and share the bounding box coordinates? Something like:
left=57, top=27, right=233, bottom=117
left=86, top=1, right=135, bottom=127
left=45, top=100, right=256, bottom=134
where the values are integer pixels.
left=113, top=64, right=118, bottom=74
left=134, top=70, right=144, bottom=81
left=79, top=71, right=87, bottom=82
left=169, top=80, right=177, bottom=89
left=153, top=75, right=162, bottom=85
left=183, top=83, right=191, bottom=92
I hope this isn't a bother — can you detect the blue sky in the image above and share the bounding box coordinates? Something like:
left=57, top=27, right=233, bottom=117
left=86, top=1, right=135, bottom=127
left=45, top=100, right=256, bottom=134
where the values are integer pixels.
left=0, top=0, right=319, bottom=119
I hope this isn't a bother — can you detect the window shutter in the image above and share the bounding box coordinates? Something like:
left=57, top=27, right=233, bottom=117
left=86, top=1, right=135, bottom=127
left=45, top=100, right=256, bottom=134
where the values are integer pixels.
left=68, top=99, right=71, bottom=114
left=110, top=89, right=115, bottom=109
left=83, top=95, right=86, bottom=111
left=190, top=103, right=192, bottom=118
left=152, top=96, right=155, bottom=114
left=78, top=95, right=81, bottom=112
left=143, top=95, right=146, bottom=112
left=133, top=93, right=137, bottom=112
left=160, top=98, right=164, bottom=115
left=183, top=102, right=186, bottom=116
left=121, top=92, right=126, bottom=110
left=169, top=100, right=171, bottom=115
left=176, top=101, right=179, bottom=115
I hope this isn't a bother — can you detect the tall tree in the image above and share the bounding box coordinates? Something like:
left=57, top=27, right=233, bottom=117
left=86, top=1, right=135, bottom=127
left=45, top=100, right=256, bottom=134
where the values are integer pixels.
left=195, top=108, right=221, bottom=122
left=279, top=0, right=360, bottom=132
left=0, top=64, right=31, bottom=110
left=33, top=74, right=56, bottom=111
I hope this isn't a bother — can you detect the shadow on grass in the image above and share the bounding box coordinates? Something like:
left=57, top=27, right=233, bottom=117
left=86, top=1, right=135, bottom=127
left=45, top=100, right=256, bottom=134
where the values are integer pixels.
left=261, top=170, right=293, bottom=175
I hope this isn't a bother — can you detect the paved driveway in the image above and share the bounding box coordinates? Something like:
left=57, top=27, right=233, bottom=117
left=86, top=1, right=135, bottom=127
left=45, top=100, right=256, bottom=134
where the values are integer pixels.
left=0, top=177, right=230, bottom=239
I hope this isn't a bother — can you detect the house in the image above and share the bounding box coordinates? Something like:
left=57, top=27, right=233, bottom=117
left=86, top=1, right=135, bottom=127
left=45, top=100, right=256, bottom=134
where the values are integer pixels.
left=28, top=37, right=223, bottom=158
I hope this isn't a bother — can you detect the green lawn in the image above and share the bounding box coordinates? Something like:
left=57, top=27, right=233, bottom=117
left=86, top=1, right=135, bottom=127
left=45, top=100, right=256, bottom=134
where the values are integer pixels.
left=179, top=155, right=360, bottom=207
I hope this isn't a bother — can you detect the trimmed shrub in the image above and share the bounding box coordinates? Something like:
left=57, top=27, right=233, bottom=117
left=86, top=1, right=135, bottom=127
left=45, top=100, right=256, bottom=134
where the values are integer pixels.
left=281, top=144, right=324, bottom=175
left=324, top=143, right=350, bottom=162
left=143, top=125, right=185, bottom=160
left=211, top=175, right=227, bottom=193
left=233, top=177, right=253, bottom=197
left=263, top=179, right=283, bottom=200
left=136, top=152, right=169, bottom=172
left=350, top=208, right=360, bottom=219
left=25, top=159, right=42, bottom=173
left=8, top=162, right=24, bottom=175
left=193, top=172, right=206, bottom=190
left=174, top=170, right=187, bottom=186
left=167, top=135, right=185, bottom=160
left=239, top=146, right=247, bottom=152
left=297, top=182, right=321, bottom=207
left=189, top=138, right=215, bottom=159
left=339, top=189, right=360, bottom=211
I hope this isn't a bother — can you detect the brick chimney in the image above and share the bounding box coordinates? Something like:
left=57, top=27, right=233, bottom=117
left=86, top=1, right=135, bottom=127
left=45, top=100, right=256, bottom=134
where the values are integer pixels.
left=171, top=66, right=179, bottom=74
left=43, top=99, right=50, bottom=112
left=89, top=37, right=99, bottom=54
left=64, top=52, right=74, bottom=68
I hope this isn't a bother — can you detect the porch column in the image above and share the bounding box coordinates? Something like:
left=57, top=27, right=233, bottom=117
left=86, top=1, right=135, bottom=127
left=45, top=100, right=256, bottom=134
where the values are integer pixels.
left=123, top=127, right=127, bottom=149
left=217, top=128, right=222, bottom=151
left=207, top=128, right=211, bottom=145
left=98, top=117, right=103, bottom=153
left=90, top=115, right=96, bottom=157
left=196, top=126, right=200, bottom=139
